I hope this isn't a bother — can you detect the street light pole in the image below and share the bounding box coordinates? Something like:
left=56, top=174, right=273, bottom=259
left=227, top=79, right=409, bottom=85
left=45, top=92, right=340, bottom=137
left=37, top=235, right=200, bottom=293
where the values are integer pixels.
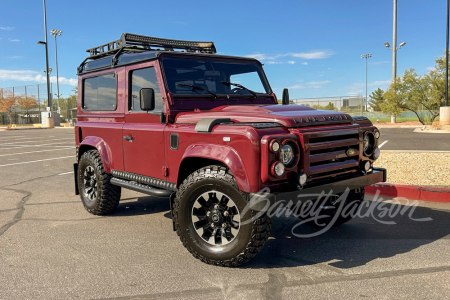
left=42, top=0, right=52, bottom=115
left=361, top=54, right=372, bottom=112
left=384, top=0, right=406, bottom=123
left=392, top=0, right=397, bottom=81
left=445, top=0, right=449, bottom=107
left=51, top=29, right=62, bottom=114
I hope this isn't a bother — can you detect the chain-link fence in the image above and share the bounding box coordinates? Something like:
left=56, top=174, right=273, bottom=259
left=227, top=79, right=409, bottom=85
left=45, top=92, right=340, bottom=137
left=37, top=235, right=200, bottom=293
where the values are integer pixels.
left=292, top=96, right=367, bottom=115
left=0, top=83, right=51, bottom=125
left=292, top=96, right=438, bottom=122
left=0, top=83, right=78, bottom=126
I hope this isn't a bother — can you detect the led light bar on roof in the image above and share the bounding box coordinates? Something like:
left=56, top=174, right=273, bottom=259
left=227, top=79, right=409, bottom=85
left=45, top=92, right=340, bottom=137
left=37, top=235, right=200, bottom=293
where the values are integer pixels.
left=85, top=33, right=216, bottom=58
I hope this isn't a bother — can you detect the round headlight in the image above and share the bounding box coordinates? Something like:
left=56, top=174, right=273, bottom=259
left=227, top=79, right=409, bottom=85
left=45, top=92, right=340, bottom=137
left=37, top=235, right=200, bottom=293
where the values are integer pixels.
left=374, top=130, right=380, bottom=139
left=280, top=144, right=295, bottom=166
left=272, top=162, right=285, bottom=177
left=364, top=161, right=371, bottom=172
left=270, top=140, right=280, bottom=152
left=363, top=132, right=375, bottom=156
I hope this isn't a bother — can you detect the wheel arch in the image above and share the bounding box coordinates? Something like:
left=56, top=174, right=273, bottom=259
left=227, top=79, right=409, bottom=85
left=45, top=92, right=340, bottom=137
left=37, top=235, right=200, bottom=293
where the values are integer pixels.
left=178, top=144, right=251, bottom=193
left=78, top=136, right=112, bottom=174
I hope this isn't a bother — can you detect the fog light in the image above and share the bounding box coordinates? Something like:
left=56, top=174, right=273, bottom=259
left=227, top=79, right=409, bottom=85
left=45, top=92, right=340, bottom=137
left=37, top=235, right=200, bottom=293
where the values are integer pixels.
left=373, top=147, right=380, bottom=159
left=364, top=161, right=371, bottom=172
left=374, top=130, right=380, bottom=139
left=272, top=162, right=285, bottom=177
left=346, top=148, right=358, bottom=157
left=270, top=140, right=280, bottom=152
left=298, top=173, right=307, bottom=186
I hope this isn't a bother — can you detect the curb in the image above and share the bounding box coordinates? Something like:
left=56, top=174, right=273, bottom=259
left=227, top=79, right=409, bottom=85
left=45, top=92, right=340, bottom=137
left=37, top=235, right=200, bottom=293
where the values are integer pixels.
left=413, top=128, right=450, bottom=134
left=374, top=125, right=422, bottom=128
left=366, top=183, right=450, bottom=203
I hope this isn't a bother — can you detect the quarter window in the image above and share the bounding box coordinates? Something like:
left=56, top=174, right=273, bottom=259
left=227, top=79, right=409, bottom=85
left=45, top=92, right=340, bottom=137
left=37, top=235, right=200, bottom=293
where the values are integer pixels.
left=130, top=67, right=163, bottom=112
left=82, top=73, right=117, bottom=111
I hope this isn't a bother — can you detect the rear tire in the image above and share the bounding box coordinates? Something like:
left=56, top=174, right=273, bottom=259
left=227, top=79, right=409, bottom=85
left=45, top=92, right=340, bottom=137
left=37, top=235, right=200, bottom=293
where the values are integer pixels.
left=78, top=150, right=121, bottom=215
left=174, top=165, right=271, bottom=267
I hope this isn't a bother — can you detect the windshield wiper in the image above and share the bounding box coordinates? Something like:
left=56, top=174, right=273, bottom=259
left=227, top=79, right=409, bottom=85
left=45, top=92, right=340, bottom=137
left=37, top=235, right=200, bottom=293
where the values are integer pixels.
left=176, top=83, right=217, bottom=99
left=221, top=81, right=258, bottom=98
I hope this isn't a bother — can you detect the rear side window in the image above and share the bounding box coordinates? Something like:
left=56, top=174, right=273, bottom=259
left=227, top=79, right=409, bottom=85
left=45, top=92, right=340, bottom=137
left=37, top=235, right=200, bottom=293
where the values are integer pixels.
left=83, top=73, right=117, bottom=111
left=129, top=67, right=163, bottom=112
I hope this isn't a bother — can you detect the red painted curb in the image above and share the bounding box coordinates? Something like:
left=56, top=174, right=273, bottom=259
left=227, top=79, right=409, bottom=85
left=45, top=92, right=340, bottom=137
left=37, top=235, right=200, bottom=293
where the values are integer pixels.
left=366, top=183, right=450, bottom=203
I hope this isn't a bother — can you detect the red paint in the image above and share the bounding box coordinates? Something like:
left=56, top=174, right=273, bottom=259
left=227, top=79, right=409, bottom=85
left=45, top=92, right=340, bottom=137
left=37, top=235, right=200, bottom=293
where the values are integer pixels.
left=366, top=183, right=450, bottom=203
left=75, top=52, right=381, bottom=195
left=175, top=104, right=353, bottom=128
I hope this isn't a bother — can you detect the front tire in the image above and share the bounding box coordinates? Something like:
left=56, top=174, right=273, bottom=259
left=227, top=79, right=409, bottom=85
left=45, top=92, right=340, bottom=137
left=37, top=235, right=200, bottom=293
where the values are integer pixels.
left=174, top=166, right=271, bottom=267
left=78, top=150, right=121, bottom=215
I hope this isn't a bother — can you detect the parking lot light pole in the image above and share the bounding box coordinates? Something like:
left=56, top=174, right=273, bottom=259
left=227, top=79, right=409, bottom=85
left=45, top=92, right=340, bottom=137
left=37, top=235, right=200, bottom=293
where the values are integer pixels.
left=441, top=0, right=450, bottom=126
left=384, top=0, right=406, bottom=123
left=41, top=0, right=52, bottom=115
left=50, top=29, right=62, bottom=114
left=361, top=54, right=372, bottom=112
left=446, top=0, right=449, bottom=107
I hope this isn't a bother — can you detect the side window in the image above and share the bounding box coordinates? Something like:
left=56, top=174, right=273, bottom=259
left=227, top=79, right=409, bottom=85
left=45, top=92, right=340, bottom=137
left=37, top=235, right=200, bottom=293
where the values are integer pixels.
left=130, top=67, right=163, bottom=112
left=83, top=73, right=117, bottom=111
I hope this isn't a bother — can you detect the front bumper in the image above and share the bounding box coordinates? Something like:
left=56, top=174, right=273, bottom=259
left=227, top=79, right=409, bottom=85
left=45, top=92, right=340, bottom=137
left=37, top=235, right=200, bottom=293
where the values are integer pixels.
left=249, top=167, right=386, bottom=211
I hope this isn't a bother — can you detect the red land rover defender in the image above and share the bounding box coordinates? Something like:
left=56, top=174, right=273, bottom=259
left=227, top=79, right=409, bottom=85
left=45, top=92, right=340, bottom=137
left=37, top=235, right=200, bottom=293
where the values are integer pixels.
left=74, top=33, right=386, bottom=267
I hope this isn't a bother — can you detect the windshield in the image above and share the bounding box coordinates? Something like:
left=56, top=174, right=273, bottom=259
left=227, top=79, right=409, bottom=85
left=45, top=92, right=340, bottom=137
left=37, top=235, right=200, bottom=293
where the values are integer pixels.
left=160, top=56, right=271, bottom=97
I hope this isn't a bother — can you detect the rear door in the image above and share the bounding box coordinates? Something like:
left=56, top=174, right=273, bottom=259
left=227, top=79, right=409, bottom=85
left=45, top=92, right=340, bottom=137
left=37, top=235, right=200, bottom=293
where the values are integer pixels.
left=122, top=61, right=166, bottom=180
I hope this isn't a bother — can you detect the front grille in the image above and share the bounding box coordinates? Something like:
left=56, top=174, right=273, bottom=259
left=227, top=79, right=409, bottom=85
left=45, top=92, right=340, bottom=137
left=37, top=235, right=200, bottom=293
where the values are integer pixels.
left=305, top=129, right=360, bottom=181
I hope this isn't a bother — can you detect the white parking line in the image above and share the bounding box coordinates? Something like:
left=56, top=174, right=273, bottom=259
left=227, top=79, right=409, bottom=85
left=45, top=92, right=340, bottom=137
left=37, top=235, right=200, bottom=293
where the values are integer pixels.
left=0, top=142, right=74, bottom=150
left=0, top=148, right=73, bottom=157
left=378, top=140, right=388, bottom=148
left=0, top=136, right=29, bottom=140
left=0, top=156, right=73, bottom=167
left=0, top=137, right=73, bottom=145
left=58, top=171, right=74, bottom=175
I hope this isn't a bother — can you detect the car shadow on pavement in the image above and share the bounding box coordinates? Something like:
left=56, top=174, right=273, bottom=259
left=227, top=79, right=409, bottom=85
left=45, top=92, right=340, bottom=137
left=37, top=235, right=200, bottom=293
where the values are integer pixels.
left=111, top=196, right=170, bottom=217
left=244, top=202, right=450, bottom=270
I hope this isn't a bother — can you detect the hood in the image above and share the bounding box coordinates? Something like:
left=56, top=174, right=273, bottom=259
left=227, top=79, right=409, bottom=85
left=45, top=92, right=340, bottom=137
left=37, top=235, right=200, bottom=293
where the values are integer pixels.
left=175, top=104, right=354, bottom=127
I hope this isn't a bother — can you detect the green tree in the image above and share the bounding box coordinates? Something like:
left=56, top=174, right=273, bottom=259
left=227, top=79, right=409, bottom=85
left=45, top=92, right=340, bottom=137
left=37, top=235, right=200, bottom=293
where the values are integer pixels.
left=427, top=54, right=448, bottom=109
left=369, top=88, right=384, bottom=111
left=323, top=102, right=336, bottom=111
left=381, top=53, right=449, bottom=125
left=382, top=69, right=439, bottom=125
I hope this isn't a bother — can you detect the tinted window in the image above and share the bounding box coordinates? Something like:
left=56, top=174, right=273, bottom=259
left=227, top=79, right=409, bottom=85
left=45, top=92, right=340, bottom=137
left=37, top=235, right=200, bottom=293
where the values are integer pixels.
left=83, top=73, right=117, bottom=111
left=130, top=67, right=163, bottom=112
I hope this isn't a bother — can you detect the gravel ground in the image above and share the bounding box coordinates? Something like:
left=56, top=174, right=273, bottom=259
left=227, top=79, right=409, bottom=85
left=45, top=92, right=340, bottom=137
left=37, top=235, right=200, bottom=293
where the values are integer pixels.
left=374, top=152, right=450, bottom=188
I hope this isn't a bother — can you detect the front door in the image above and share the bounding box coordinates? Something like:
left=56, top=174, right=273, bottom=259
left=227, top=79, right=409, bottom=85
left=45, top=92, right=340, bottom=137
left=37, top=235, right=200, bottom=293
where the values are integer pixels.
left=122, top=62, right=166, bottom=180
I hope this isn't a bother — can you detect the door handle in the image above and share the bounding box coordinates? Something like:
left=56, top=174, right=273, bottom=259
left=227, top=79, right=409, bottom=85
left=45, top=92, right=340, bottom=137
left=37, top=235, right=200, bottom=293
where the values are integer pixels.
left=123, top=135, right=134, bottom=142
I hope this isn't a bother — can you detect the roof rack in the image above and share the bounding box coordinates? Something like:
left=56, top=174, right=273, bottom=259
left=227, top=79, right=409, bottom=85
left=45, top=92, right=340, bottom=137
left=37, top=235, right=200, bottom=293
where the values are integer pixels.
left=85, top=33, right=217, bottom=58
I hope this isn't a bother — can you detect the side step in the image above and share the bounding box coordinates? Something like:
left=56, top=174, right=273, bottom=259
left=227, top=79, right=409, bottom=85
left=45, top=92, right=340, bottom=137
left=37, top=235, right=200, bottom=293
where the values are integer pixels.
left=110, top=178, right=173, bottom=198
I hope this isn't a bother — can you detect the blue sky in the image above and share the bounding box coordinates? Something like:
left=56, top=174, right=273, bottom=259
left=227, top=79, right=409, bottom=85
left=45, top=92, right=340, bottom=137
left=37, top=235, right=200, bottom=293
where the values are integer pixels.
left=0, top=0, right=447, bottom=99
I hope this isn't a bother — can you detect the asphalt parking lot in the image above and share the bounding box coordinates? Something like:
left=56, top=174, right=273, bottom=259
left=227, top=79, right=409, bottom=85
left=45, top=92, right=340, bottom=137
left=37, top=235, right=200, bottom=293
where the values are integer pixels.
left=0, top=128, right=450, bottom=299
left=378, top=128, right=450, bottom=151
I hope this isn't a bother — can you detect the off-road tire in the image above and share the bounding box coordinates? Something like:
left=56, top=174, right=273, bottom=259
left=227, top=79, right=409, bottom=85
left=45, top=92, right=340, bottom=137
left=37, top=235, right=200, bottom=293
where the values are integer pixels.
left=298, top=188, right=365, bottom=227
left=174, top=165, right=272, bottom=267
left=78, top=150, right=121, bottom=215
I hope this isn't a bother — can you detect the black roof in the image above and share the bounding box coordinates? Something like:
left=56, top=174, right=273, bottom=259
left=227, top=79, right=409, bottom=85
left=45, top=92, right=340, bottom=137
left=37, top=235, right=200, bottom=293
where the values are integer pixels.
left=77, top=33, right=259, bottom=75
left=78, top=50, right=261, bottom=75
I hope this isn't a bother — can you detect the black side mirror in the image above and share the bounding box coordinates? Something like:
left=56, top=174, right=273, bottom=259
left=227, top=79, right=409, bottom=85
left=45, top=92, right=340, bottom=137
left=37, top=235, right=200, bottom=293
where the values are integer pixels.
left=140, top=88, right=155, bottom=110
left=282, top=88, right=289, bottom=105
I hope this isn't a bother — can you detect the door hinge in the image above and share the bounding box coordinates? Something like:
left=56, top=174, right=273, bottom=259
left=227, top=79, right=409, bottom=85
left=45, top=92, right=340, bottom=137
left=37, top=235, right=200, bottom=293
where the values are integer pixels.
left=162, top=166, right=168, bottom=177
